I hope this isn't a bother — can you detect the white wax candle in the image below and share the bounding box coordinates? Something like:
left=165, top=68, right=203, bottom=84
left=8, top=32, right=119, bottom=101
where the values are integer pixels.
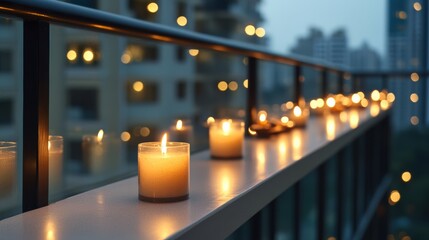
left=82, top=130, right=105, bottom=174
left=170, top=119, right=193, bottom=143
left=49, top=136, right=63, bottom=200
left=289, top=106, right=309, bottom=127
left=209, top=119, right=244, bottom=159
left=138, top=134, right=189, bottom=202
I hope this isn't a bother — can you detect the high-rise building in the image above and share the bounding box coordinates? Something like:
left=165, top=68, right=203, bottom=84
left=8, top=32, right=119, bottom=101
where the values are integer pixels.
left=386, top=0, right=426, bottom=129
left=349, top=42, right=382, bottom=71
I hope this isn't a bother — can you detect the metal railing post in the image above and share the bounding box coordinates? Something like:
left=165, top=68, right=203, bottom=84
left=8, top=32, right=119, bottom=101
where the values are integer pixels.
left=23, top=20, right=50, bottom=211
left=246, top=57, right=257, bottom=136
left=338, top=72, right=344, bottom=94
left=294, top=65, right=302, bottom=103
left=317, top=164, right=326, bottom=240
left=321, top=69, right=328, bottom=97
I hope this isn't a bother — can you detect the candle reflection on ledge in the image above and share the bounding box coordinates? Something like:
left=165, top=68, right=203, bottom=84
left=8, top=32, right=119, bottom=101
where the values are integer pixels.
left=349, top=110, right=360, bottom=129
left=45, top=220, right=57, bottom=240
left=370, top=103, right=380, bottom=117
left=291, top=130, right=303, bottom=160
left=277, top=136, right=289, bottom=167
left=325, top=115, right=336, bottom=141
left=256, top=142, right=267, bottom=178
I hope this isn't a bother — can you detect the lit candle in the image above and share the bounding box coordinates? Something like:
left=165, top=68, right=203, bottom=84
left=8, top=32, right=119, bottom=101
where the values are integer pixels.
left=0, top=142, right=16, bottom=199
left=209, top=119, right=244, bottom=159
left=138, top=133, right=189, bottom=202
left=288, top=106, right=309, bottom=127
left=49, top=136, right=63, bottom=200
left=250, top=111, right=272, bottom=137
left=170, top=119, right=193, bottom=143
left=82, top=129, right=105, bottom=174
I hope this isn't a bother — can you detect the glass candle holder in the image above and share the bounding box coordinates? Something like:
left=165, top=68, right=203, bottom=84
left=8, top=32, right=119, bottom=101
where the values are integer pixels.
left=49, top=136, right=63, bottom=200
left=209, top=119, right=244, bottom=159
left=138, top=140, right=190, bottom=202
left=0, top=142, right=16, bottom=199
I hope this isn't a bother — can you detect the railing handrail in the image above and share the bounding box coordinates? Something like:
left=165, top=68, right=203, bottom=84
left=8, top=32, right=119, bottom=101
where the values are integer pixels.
left=0, top=0, right=345, bottom=73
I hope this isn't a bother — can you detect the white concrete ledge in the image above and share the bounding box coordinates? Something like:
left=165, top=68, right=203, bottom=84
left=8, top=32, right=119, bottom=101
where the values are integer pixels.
left=0, top=107, right=389, bottom=240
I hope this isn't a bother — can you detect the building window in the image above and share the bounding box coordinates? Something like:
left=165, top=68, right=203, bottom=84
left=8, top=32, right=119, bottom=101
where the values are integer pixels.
left=0, top=50, right=12, bottom=73
left=127, top=81, right=158, bottom=103
left=128, top=0, right=158, bottom=22
left=67, top=88, right=99, bottom=121
left=66, top=0, right=97, bottom=9
left=176, top=46, right=186, bottom=61
left=0, top=99, right=12, bottom=125
left=121, top=43, right=158, bottom=64
left=176, top=81, right=186, bottom=100
left=66, top=43, right=100, bottom=67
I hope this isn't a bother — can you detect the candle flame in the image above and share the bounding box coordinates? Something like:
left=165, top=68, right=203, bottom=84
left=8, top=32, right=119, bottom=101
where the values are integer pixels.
left=326, top=97, right=336, bottom=108
left=176, top=120, right=183, bottom=130
left=206, top=116, right=215, bottom=126
left=97, top=129, right=104, bottom=142
left=222, top=120, right=231, bottom=134
left=48, top=141, right=51, bottom=151
left=351, top=93, right=361, bottom=104
left=281, top=116, right=289, bottom=124
left=293, top=106, right=302, bottom=117
left=258, top=111, right=267, bottom=122
left=161, top=133, right=167, bottom=154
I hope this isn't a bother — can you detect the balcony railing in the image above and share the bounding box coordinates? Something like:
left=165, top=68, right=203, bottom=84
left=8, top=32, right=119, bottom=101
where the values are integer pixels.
left=0, top=0, right=398, bottom=239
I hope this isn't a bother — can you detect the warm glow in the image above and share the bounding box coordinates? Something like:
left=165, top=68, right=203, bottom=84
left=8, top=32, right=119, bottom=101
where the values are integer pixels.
left=316, top=98, right=325, bottom=108
left=326, top=97, right=336, bottom=108
left=339, top=111, right=348, bottom=123
left=349, top=110, right=359, bottom=129
left=361, top=98, right=369, bottom=108
left=380, top=100, right=389, bottom=110
left=222, top=120, right=231, bottom=134
left=140, top=127, right=150, bottom=137
left=286, top=121, right=294, bottom=128
left=255, top=27, right=266, bottom=37
left=120, top=131, right=131, bottom=142
left=370, top=103, right=380, bottom=117
left=371, top=90, right=380, bottom=101
left=207, top=117, right=215, bottom=126
left=258, top=111, right=267, bottom=122
left=389, top=190, right=401, bottom=203
left=133, top=81, right=144, bottom=92
left=97, top=129, right=104, bottom=142
left=229, top=81, right=238, bottom=91
left=310, top=100, right=317, bottom=109
left=45, top=221, right=56, bottom=240
left=292, top=131, right=302, bottom=160
left=326, top=115, right=336, bottom=141
left=66, top=49, right=77, bottom=61
left=410, top=72, right=420, bottom=82
left=357, top=91, right=365, bottom=99
left=414, top=2, right=422, bottom=11
left=147, top=2, right=159, bottom=13
left=243, top=79, right=248, bottom=88
left=401, top=171, right=412, bottom=182
left=410, top=116, right=419, bottom=125
left=410, top=93, right=419, bottom=103
left=398, top=11, right=407, bottom=19
left=286, top=101, right=294, bottom=109
left=176, top=16, right=187, bottom=26
left=188, top=49, right=199, bottom=56
left=387, top=93, right=395, bottom=103
left=121, top=52, right=131, bottom=64
left=218, top=81, right=228, bottom=91
left=244, top=24, right=255, bottom=36
left=161, top=133, right=167, bottom=154
left=281, top=116, right=289, bottom=124
left=248, top=127, right=257, bottom=135
left=351, top=93, right=361, bottom=104
left=293, top=106, right=302, bottom=117
left=176, top=120, right=183, bottom=130
left=83, top=49, right=94, bottom=63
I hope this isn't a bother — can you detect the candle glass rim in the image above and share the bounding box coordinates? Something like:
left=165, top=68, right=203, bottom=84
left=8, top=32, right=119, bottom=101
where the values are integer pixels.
left=209, top=119, right=244, bottom=127
left=49, top=135, right=63, bottom=142
left=0, top=141, right=16, bottom=150
left=138, top=141, right=189, bottom=150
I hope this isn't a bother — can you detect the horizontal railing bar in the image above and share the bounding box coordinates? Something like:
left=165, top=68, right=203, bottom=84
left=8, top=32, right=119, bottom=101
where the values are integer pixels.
left=352, top=70, right=429, bottom=78
left=0, top=0, right=344, bottom=72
